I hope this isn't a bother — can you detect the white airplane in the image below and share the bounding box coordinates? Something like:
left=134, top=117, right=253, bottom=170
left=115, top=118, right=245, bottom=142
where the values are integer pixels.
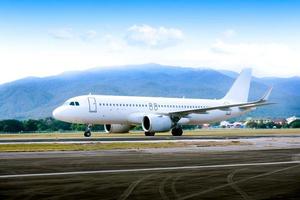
left=53, top=69, right=273, bottom=137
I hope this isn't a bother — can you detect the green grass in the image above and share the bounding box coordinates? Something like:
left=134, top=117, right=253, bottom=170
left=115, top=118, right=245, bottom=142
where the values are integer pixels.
left=0, top=142, right=187, bottom=152
left=0, top=140, right=251, bottom=152
left=0, top=128, right=299, bottom=139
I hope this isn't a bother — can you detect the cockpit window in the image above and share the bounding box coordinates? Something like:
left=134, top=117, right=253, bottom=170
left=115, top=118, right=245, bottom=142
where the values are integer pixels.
left=75, top=102, right=79, bottom=106
left=70, top=102, right=75, bottom=106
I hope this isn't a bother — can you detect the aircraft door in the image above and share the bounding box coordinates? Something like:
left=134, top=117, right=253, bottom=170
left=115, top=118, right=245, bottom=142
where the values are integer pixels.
left=149, top=103, right=153, bottom=110
left=88, top=97, right=97, bottom=112
left=154, top=103, right=158, bottom=111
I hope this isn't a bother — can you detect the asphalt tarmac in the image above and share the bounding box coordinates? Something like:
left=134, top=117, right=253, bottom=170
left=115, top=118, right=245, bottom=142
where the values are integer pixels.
left=1, top=148, right=300, bottom=200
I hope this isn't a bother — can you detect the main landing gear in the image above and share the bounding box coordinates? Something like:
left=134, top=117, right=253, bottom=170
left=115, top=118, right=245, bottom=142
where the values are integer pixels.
left=144, top=131, right=155, bottom=136
left=144, top=127, right=183, bottom=136
left=84, top=124, right=92, bottom=137
left=171, top=126, right=183, bottom=136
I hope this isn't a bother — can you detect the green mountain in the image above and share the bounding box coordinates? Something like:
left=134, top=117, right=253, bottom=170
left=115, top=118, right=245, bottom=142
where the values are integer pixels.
left=0, top=64, right=299, bottom=119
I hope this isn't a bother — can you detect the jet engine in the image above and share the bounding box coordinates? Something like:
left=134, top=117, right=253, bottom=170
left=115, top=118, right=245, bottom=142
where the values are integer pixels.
left=142, top=114, right=173, bottom=132
left=104, top=124, right=130, bottom=133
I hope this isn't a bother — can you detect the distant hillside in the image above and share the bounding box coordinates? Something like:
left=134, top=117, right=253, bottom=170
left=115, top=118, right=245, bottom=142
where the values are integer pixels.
left=0, top=63, right=299, bottom=119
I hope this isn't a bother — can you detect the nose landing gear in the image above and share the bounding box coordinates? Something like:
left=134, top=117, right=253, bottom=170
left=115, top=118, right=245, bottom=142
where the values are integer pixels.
left=84, top=124, right=92, bottom=137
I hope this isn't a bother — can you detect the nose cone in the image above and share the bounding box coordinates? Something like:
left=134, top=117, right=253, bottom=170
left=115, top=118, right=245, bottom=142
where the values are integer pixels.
left=52, top=106, right=77, bottom=123
left=52, top=106, right=63, bottom=121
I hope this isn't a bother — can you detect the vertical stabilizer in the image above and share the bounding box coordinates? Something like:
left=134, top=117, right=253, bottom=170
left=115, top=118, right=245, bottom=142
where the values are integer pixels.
left=222, top=68, right=252, bottom=102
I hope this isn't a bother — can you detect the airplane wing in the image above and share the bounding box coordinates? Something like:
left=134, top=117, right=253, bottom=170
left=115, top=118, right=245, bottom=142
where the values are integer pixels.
left=169, top=87, right=274, bottom=118
left=239, top=102, right=275, bottom=110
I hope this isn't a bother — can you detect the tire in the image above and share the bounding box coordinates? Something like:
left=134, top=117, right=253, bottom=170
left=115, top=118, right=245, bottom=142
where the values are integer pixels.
left=84, top=131, right=91, bottom=137
left=171, top=127, right=183, bottom=136
left=145, top=132, right=155, bottom=136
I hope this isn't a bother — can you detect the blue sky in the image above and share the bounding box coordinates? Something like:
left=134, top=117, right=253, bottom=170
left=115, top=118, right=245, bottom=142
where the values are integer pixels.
left=1, top=0, right=300, bottom=83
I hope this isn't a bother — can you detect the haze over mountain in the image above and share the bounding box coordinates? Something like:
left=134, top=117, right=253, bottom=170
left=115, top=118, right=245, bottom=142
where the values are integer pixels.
left=0, top=64, right=299, bottom=120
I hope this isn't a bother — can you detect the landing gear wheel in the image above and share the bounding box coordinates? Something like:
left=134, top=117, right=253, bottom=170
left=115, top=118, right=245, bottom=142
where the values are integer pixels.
left=84, top=124, right=92, bottom=137
left=171, top=127, right=183, bottom=136
left=84, top=130, right=91, bottom=137
left=145, top=132, right=155, bottom=136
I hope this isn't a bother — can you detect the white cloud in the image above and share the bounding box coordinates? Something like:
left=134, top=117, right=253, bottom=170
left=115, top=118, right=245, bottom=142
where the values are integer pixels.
left=81, top=30, right=97, bottom=41
left=103, top=34, right=126, bottom=52
left=2, top=27, right=300, bottom=84
left=178, top=39, right=300, bottom=77
left=125, top=24, right=184, bottom=48
left=49, top=28, right=74, bottom=40
left=223, top=29, right=236, bottom=38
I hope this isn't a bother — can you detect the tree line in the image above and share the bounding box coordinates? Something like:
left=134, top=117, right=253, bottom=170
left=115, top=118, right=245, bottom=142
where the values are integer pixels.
left=0, top=118, right=104, bottom=133
left=0, top=118, right=299, bottom=133
left=246, top=121, right=300, bottom=129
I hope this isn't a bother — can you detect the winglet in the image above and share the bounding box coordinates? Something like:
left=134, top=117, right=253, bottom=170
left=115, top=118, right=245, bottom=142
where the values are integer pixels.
left=261, top=87, right=273, bottom=101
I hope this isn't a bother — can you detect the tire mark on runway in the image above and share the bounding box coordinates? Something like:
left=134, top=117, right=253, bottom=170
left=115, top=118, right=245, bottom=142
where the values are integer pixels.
left=227, top=168, right=252, bottom=200
left=178, top=164, right=300, bottom=200
left=159, top=175, right=173, bottom=200
left=118, top=174, right=154, bottom=200
left=171, top=173, right=184, bottom=199
left=171, top=172, right=223, bottom=200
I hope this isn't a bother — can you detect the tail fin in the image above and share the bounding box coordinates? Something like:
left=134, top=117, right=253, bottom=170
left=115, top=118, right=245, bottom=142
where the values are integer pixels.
left=222, top=68, right=252, bottom=102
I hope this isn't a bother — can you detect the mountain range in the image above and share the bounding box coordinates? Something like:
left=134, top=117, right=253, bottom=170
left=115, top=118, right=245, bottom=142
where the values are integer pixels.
left=0, top=63, right=299, bottom=120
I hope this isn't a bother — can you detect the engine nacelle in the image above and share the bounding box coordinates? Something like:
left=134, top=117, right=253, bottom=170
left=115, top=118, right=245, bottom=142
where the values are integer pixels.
left=142, top=114, right=172, bottom=132
left=104, top=124, right=130, bottom=133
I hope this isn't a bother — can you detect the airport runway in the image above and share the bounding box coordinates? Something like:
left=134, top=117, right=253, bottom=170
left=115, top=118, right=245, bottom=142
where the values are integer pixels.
left=1, top=148, right=300, bottom=199
left=1, top=160, right=299, bottom=179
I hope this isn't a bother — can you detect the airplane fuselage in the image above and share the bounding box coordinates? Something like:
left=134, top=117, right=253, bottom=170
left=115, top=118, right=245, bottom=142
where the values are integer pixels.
left=53, top=95, right=251, bottom=125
